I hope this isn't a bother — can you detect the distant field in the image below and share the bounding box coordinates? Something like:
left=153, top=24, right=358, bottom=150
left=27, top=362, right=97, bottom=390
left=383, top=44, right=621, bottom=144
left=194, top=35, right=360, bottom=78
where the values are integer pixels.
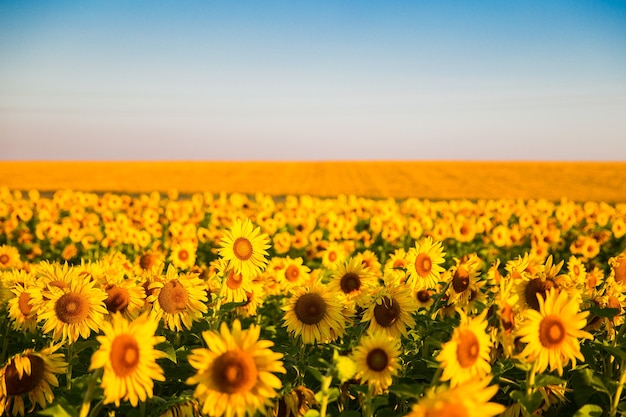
left=1, top=161, right=625, bottom=202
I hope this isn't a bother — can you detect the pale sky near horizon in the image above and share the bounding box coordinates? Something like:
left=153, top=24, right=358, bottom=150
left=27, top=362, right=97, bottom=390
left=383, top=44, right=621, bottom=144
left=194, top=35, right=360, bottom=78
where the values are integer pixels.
left=1, top=1, right=625, bottom=161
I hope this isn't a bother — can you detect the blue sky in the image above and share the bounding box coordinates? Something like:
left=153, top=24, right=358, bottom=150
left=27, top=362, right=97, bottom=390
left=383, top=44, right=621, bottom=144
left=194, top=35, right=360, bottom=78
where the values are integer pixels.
left=1, top=1, right=625, bottom=160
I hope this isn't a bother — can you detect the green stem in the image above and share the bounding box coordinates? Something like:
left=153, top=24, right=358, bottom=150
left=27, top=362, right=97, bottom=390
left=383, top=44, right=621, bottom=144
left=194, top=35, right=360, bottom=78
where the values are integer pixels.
left=0, top=317, right=9, bottom=364
left=79, top=368, right=103, bottom=417
left=66, top=342, right=74, bottom=390
left=526, top=365, right=536, bottom=398
left=362, top=384, right=375, bottom=417
left=610, top=360, right=626, bottom=417
left=140, top=400, right=146, bottom=417
left=318, top=374, right=333, bottom=417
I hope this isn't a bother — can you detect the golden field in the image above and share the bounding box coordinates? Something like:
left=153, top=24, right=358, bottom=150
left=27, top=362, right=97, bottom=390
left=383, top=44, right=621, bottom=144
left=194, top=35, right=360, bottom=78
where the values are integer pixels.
left=1, top=161, right=625, bottom=202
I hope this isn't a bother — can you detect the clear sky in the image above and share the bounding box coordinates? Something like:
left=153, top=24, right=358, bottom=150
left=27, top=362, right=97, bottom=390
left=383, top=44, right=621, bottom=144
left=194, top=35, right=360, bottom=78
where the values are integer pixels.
left=1, top=1, right=625, bottom=161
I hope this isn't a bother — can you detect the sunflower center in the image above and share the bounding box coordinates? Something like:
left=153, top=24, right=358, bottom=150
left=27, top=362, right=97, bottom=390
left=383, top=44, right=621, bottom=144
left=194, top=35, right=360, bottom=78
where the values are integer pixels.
left=18, top=291, right=32, bottom=316
left=524, top=278, right=554, bottom=310
left=285, top=265, right=301, bottom=282
left=55, top=292, right=90, bottom=324
left=415, top=254, right=432, bottom=277
left=416, top=290, right=431, bottom=303
left=366, top=348, right=389, bottom=372
left=5, top=355, right=45, bottom=396
left=178, top=249, right=189, bottom=261
left=104, top=285, right=130, bottom=313
left=340, top=272, right=361, bottom=294
left=139, top=253, right=158, bottom=270
left=424, top=402, right=469, bottom=417
left=0, top=254, right=9, bottom=265
left=212, top=350, right=258, bottom=394
left=110, top=334, right=141, bottom=377
left=233, top=238, right=253, bottom=261
left=158, top=280, right=189, bottom=314
left=328, top=251, right=338, bottom=262
left=456, top=330, right=480, bottom=368
left=294, top=293, right=327, bottom=325
left=227, top=270, right=243, bottom=290
left=452, top=267, right=470, bottom=293
left=373, top=296, right=400, bottom=328
left=539, top=316, right=566, bottom=348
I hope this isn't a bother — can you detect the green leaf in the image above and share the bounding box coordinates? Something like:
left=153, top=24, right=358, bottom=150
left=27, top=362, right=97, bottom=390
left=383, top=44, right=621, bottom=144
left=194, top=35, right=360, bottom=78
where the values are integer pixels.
left=37, top=403, right=77, bottom=417
left=157, top=341, right=177, bottom=363
left=573, top=404, right=603, bottom=417
left=534, top=373, right=566, bottom=388
left=307, top=365, right=324, bottom=383
left=570, top=367, right=612, bottom=406
left=593, top=341, right=626, bottom=361
left=589, top=304, right=620, bottom=319
left=388, top=383, right=424, bottom=399
left=338, top=411, right=361, bottom=417
left=304, top=410, right=320, bottom=417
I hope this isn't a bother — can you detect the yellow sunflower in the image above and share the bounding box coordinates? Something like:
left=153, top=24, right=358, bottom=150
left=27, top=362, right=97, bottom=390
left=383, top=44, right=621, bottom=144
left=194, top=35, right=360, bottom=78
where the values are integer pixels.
left=352, top=331, right=402, bottom=395
left=101, top=277, right=147, bottom=321
left=361, top=279, right=417, bottom=338
left=405, top=377, right=505, bottom=417
left=436, top=309, right=492, bottom=387
left=279, top=256, right=311, bottom=292
left=327, top=257, right=375, bottom=308
left=168, top=240, right=197, bottom=271
left=218, top=218, right=270, bottom=279
left=90, top=313, right=166, bottom=407
left=36, top=271, right=109, bottom=343
left=5, top=270, right=38, bottom=333
left=186, top=319, right=286, bottom=417
left=405, top=236, right=447, bottom=290
left=518, top=288, right=593, bottom=375
left=282, top=281, right=347, bottom=344
left=147, top=264, right=208, bottom=331
left=0, top=244, right=22, bottom=270
left=0, top=344, right=67, bottom=417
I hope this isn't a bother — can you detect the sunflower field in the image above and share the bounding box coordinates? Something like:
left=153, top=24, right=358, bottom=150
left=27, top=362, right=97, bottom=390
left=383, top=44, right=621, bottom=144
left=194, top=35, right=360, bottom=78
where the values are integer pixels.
left=1, top=186, right=626, bottom=417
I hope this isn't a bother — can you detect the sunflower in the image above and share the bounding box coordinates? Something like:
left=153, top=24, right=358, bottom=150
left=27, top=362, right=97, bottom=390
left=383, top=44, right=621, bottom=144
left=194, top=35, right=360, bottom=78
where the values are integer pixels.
left=279, top=256, right=311, bottom=292
left=361, top=278, right=418, bottom=338
left=101, top=277, right=147, bottom=321
left=36, top=270, right=108, bottom=343
left=147, top=264, right=208, bottom=331
left=186, top=319, right=286, bottom=417
left=445, top=255, right=484, bottom=309
left=168, top=240, right=197, bottom=271
left=352, top=331, right=402, bottom=395
left=404, top=377, right=504, bottom=417
left=282, top=281, right=347, bottom=344
left=218, top=218, right=270, bottom=279
left=0, top=344, right=67, bottom=417
left=518, top=288, right=593, bottom=375
left=0, top=244, right=22, bottom=270
left=6, top=270, right=39, bottom=333
left=405, top=236, right=446, bottom=290
left=436, top=310, right=492, bottom=387
left=90, top=313, right=166, bottom=407
left=327, top=257, right=375, bottom=308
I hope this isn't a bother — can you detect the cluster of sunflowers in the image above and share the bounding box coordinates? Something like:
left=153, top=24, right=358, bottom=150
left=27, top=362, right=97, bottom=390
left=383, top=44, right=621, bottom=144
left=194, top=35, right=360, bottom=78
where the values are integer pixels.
left=0, top=186, right=626, bottom=417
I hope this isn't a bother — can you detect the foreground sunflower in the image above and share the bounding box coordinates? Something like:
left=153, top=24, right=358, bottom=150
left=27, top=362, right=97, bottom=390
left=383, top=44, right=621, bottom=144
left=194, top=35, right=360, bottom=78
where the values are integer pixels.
left=36, top=271, right=108, bottom=343
left=352, top=330, right=402, bottom=395
left=0, top=344, right=67, bottom=417
left=518, top=288, right=593, bottom=375
left=147, top=264, right=208, bottom=331
left=361, top=278, right=418, bottom=338
left=404, top=377, right=504, bottom=417
left=219, top=218, right=270, bottom=279
left=405, top=236, right=447, bottom=291
left=282, top=281, right=347, bottom=344
left=328, top=257, right=375, bottom=308
left=186, top=319, right=286, bottom=417
left=89, top=313, right=166, bottom=407
left=436, top=309, right=492, bottom=387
